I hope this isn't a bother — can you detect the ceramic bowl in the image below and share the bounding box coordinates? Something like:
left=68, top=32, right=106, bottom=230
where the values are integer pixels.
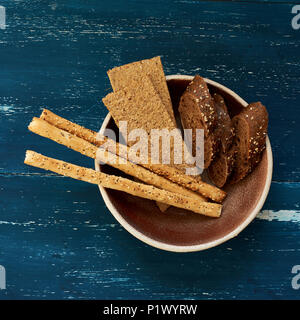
left=95, top=75, right=273, bottom=252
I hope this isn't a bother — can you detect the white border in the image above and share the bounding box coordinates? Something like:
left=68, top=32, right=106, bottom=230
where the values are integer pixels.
left=95, top=75, right=273, bottom=252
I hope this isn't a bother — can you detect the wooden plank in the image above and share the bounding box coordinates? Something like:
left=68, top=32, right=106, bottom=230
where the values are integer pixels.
left=0, top=1, right=299, bottom=180
left=0, top=175, right=299, bottom=299
left=0, top=0, right=299, bottom=300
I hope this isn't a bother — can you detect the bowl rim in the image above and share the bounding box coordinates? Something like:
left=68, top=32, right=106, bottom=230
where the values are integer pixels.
left=95, top=74, right=273, bottom=252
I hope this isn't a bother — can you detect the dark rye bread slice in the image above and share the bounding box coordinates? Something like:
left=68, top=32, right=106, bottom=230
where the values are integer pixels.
left=212, top=93, right=234, bottom=153
left=228, top=102, right=268, bottom=184
left=179, top=92, right=216, bottom=169
left=208, top=94, right=235, bottom=188
left=208, top=148, right=236, bottom=188
left=178, top=75, right=218, bottom=169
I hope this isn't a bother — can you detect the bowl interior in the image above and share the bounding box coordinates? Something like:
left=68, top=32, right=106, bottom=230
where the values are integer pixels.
left=96, top=77, right=271, bottom=250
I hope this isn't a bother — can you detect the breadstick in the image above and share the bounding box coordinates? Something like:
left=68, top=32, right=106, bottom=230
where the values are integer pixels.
left=147, top=165, right=226, bottom=203
left=40, top=108, right=146, bottom=162
left=24, top=150, right=222, bottom=217
left=96, top=148, right=206, bottom=202
left=40, top=109, right=102, bottom=146
left=39, top=109, right=226, bottom=202
left=28, top=117, right=205, bottom=203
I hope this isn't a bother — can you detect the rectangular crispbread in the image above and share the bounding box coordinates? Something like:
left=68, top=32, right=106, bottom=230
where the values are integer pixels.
left=107, top=56, right=175, bottom=125
left=103, top=74, right=180, bottom=167
left=107, top=59, right=195, bottom=212
left=103, top=75, right=175, bottom=135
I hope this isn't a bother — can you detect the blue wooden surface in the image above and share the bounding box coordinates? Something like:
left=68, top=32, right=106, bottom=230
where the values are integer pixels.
left=0, top=0, right=299, bottom=300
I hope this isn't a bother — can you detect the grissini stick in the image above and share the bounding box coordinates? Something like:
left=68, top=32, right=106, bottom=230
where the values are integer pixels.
left=24, top=150, right=222, bottom=218
left=28, top=117, right=205, bottom=203
left=40, top=109, right=226, bottom=202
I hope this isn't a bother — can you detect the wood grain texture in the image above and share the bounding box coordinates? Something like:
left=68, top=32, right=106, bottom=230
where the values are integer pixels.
left=0, top=176, right=299, bottom=300
left=0, top=0, right=299, bottom=299
left=0, top=0, right=299, bottom=180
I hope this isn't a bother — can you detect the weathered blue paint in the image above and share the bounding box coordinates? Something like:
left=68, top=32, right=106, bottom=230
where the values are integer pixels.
left=0, top=0, right=299, bottom=299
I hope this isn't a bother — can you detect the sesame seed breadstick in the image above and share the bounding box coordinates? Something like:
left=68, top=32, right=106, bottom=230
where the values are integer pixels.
left=97, top=148, right=206, bottom=202
left=39, top=109, right=226, bottom=202
left=143, top=162, right=226, bottom=202
left=29, top=117, right=97, bottom=158
left=24, top=150, right=222, bottom=217
left=28, top=117, right=206, bottom=203
left=40, top=109, right=101, bottom=146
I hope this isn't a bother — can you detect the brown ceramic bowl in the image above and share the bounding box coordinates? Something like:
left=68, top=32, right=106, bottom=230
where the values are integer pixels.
left=95, top=75, right=273, bottom=252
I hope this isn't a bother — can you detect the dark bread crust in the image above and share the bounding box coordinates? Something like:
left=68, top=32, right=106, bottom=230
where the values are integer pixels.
left=183, top=75, right=217, bottom=133
left=213, top=93, right=234, bottom=153
left=208, top=94, right=235, bottom=187
left=208, top=147, right=236, bottom=188
left=228, top=102, right=268, bottom=184
left=178, top=75, right=217, bottom=168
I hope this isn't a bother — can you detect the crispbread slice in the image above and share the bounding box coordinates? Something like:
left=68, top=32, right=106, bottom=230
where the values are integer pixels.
left=103, top=75, right=175, bottom=135
left=107, top=56, right=176, bottom=125
left=107, top=59, right=199, bottom=213
left=103, top=75, right=179, bottom=167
